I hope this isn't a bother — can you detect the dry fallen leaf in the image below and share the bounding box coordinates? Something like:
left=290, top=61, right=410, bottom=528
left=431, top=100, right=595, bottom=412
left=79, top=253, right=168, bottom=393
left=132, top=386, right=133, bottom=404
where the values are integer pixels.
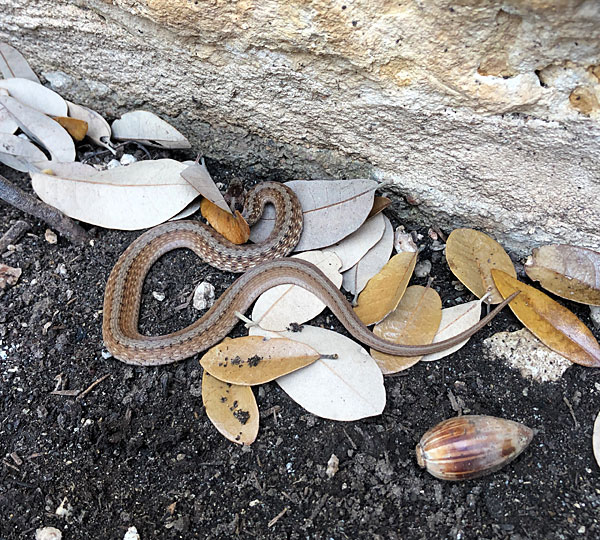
left=0, top=133, right=46, bottom=172
left=446, top=228, right=516, bottom=304
left=53, top=116, right=88, bottom=141
left=111, top=110, right=191, bottom=149
left=200, top=198, right=250, bottom=244
left=0, top=102, right=19, bottom=134
left=251, top=251, right=343, bottom=331
left=0, top=42, right=40, bottom=83
left=492, top=269, right=600, bottom=367
left=0, top=78, right=67, bottom=117
left=593, top=410, right=600, bottom=468
left=421, top=298, right=485, bottom=362
left=525, top=244, right=600, bottom=306
left=250, top=179, right=378, bottom=251
left=249, top=326, right=386, bottom=421
left=353, top=251, right=417, bottom=325
left=202, top=371, right=259, bottom=445
left=371, top=285, right=442, bottom=374
left=30, top=159, right=198, bottom=230
left=200, top=336, right=321, bottom=385
left=66, top=101, right=113, bottom=150
left=181, top=164, right=232, bottom=214
left=0, top=95, right=75, bottom=162
left=342, top=215, right=394, bottom=296
left=324, top=213, right=385, bottom=272
left=169, top=199, right=201, bottom=221
left=367, top=196, right=392, bottom=219
left=0, top=264, right=22, bottom=289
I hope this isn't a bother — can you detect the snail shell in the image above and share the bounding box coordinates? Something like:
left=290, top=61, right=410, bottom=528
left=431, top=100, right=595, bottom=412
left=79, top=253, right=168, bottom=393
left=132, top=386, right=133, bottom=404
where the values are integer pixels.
left=416, top=415, right=533, bottom=481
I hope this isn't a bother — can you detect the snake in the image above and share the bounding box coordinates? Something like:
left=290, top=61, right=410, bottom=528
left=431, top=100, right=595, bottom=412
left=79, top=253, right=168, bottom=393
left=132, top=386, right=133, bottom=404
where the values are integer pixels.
left=103, top=181, right=515, bottom=366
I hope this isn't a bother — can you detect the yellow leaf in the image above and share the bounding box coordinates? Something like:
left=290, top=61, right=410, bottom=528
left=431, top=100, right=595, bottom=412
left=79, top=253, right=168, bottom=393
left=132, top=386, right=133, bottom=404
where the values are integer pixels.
left=353, top=252, right=417, bottom=325
left=446, top=228, right=516, bottom=304
left=200, top=336, right=321, bottom=385
left=53, top=116, right=88, bottom=141
left=492, top=269, right=600, bottom=367
left=525, top=244, right=600, bottom=306
left=200, top=197, right=250, bottom=244
left=367, top=196, right=391, bottom=219
left=370, top=285, right=442, bottom=374
left=202, top=371, right=258, bottom=445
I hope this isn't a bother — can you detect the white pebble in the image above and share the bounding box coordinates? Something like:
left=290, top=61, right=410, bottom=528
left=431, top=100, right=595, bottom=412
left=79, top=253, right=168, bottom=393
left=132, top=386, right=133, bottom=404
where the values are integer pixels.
left=36, top=527, right=62, bottom=540
left=394, top=226, right=418, bottom=253
left=120, top=153, right=137, bottom=166
left=106, top=159, right=121, bottom=169
left=123, top=526, right=140, bottom=540
left=44, top=229, right=58, bottom=244
left=326, top=453, right=339, bottom=478
left=152, top=291, right=165, bottom=302
left=193, top=281, right=215, bottom=311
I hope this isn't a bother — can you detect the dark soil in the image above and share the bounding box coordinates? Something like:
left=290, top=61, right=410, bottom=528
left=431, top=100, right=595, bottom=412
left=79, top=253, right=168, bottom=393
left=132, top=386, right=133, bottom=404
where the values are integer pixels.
left=1, top=160, right=599, bottom=540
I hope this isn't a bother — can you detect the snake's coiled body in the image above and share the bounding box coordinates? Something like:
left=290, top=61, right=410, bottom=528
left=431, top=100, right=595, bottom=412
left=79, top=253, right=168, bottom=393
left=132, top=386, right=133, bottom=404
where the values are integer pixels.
left=103, top=181, right=515, bottom=366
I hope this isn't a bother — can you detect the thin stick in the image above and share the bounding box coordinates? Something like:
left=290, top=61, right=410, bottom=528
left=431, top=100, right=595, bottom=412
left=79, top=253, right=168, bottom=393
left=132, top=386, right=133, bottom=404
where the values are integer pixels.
left=76, top=374, right=110, bottom=401
left=0, top=220, right=30, bottom=252
left=0, top=174, right=89, bottom=245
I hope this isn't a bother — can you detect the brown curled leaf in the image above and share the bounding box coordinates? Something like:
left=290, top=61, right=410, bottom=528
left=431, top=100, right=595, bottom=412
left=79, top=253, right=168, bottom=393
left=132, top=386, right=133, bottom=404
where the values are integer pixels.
left=53, top=116, right=88, bottom=141
left=201, top=197, right=250, bottom=244
left=200, top=336, right=321, bottom=385
left=492, top=269, right=600, bottom=367
left=202, top=371, right=259, bottom=445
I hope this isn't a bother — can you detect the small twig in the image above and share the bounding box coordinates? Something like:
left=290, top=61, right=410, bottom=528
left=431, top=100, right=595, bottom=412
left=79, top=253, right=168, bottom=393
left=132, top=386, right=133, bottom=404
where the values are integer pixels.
left=0, top=220, right=30, bottom=252
left=0, top=174, right=89, bottom=245
left=563, top=395, right=579, bottom=429
left=2, top=459, right=19, bottom=472
left=76, top=374, right=110, bottom=401
left=319, top=353, right=339, bottom=360
left=268, top=507, right=288, bottom=528
left=50, top=389, right=81, bottom=396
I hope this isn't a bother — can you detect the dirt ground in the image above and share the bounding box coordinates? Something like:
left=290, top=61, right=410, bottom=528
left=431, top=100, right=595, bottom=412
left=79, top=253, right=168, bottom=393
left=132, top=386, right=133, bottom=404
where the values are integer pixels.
left=1, top=158, right=599, bottom=540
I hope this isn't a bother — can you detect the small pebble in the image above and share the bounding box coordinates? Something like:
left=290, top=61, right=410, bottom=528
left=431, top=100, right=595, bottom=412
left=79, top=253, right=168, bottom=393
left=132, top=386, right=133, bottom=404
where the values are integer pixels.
left=123, top=526, right=140, bottom=540
left=106, top=159, right=121, bottom=169
left=590, top=306, right=600, bottom=330
left=101, top=349, right=113, bottom=360
left=45, top=229, right=58, bottom=244
left=120, top=153, right=137, bottom=166
left=326, top=454, right=339, bottom=478
left=394, top=226, right=418, bottom=253
left=152, top=291, right=165, bottom=302
left=414, top=260, right=432, bottom=278
left=36, top=527, right=62, bottom=540
left=193, top=281, right=215, bottom=311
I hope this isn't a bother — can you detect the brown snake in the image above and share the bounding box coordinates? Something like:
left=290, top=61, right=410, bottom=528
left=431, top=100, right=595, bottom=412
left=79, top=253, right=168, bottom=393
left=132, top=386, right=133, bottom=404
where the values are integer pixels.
left=103, top=181, right=516, bottom=366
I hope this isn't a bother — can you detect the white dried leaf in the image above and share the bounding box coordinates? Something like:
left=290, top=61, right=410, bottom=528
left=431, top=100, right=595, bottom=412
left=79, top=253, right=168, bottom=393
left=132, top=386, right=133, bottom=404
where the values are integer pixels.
left=251, top=251, right=342, bottom=331
left=0, top=42, right=40, bottom=83
left=67, top=101, right=113, bottom=150
left=0, top=95, right=74, bottom=162
left=111, top=110, right=190, bottom=149
left=342, top=215, right=394, bottom=295
left=0, top=78, right=67, bottom=117
left=30, top=159, right=198, bottom=230
left=0, top=102, right=18, bottom=134
left=250, top=325, right=386, bottom=421
left=250, top=179, right=378, bottom=252
left=0, top=133, right=46, bottom=172
left=181, top=163, right=232, bottom=214
left=421, top=298, right=483, bottom=362
left=169, top=198, right=201, bottom=220
left=324, top=213, right=385, bottom=272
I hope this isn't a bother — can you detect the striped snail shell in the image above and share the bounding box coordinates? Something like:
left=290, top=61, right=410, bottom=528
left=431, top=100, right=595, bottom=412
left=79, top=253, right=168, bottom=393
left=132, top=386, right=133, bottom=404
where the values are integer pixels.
left=416, top=415, right=533, bottom=481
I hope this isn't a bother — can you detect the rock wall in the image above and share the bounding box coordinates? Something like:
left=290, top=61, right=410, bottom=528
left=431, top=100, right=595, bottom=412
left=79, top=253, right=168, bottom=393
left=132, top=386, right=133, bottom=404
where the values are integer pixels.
left=2, top=0, right=599, bottom=254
